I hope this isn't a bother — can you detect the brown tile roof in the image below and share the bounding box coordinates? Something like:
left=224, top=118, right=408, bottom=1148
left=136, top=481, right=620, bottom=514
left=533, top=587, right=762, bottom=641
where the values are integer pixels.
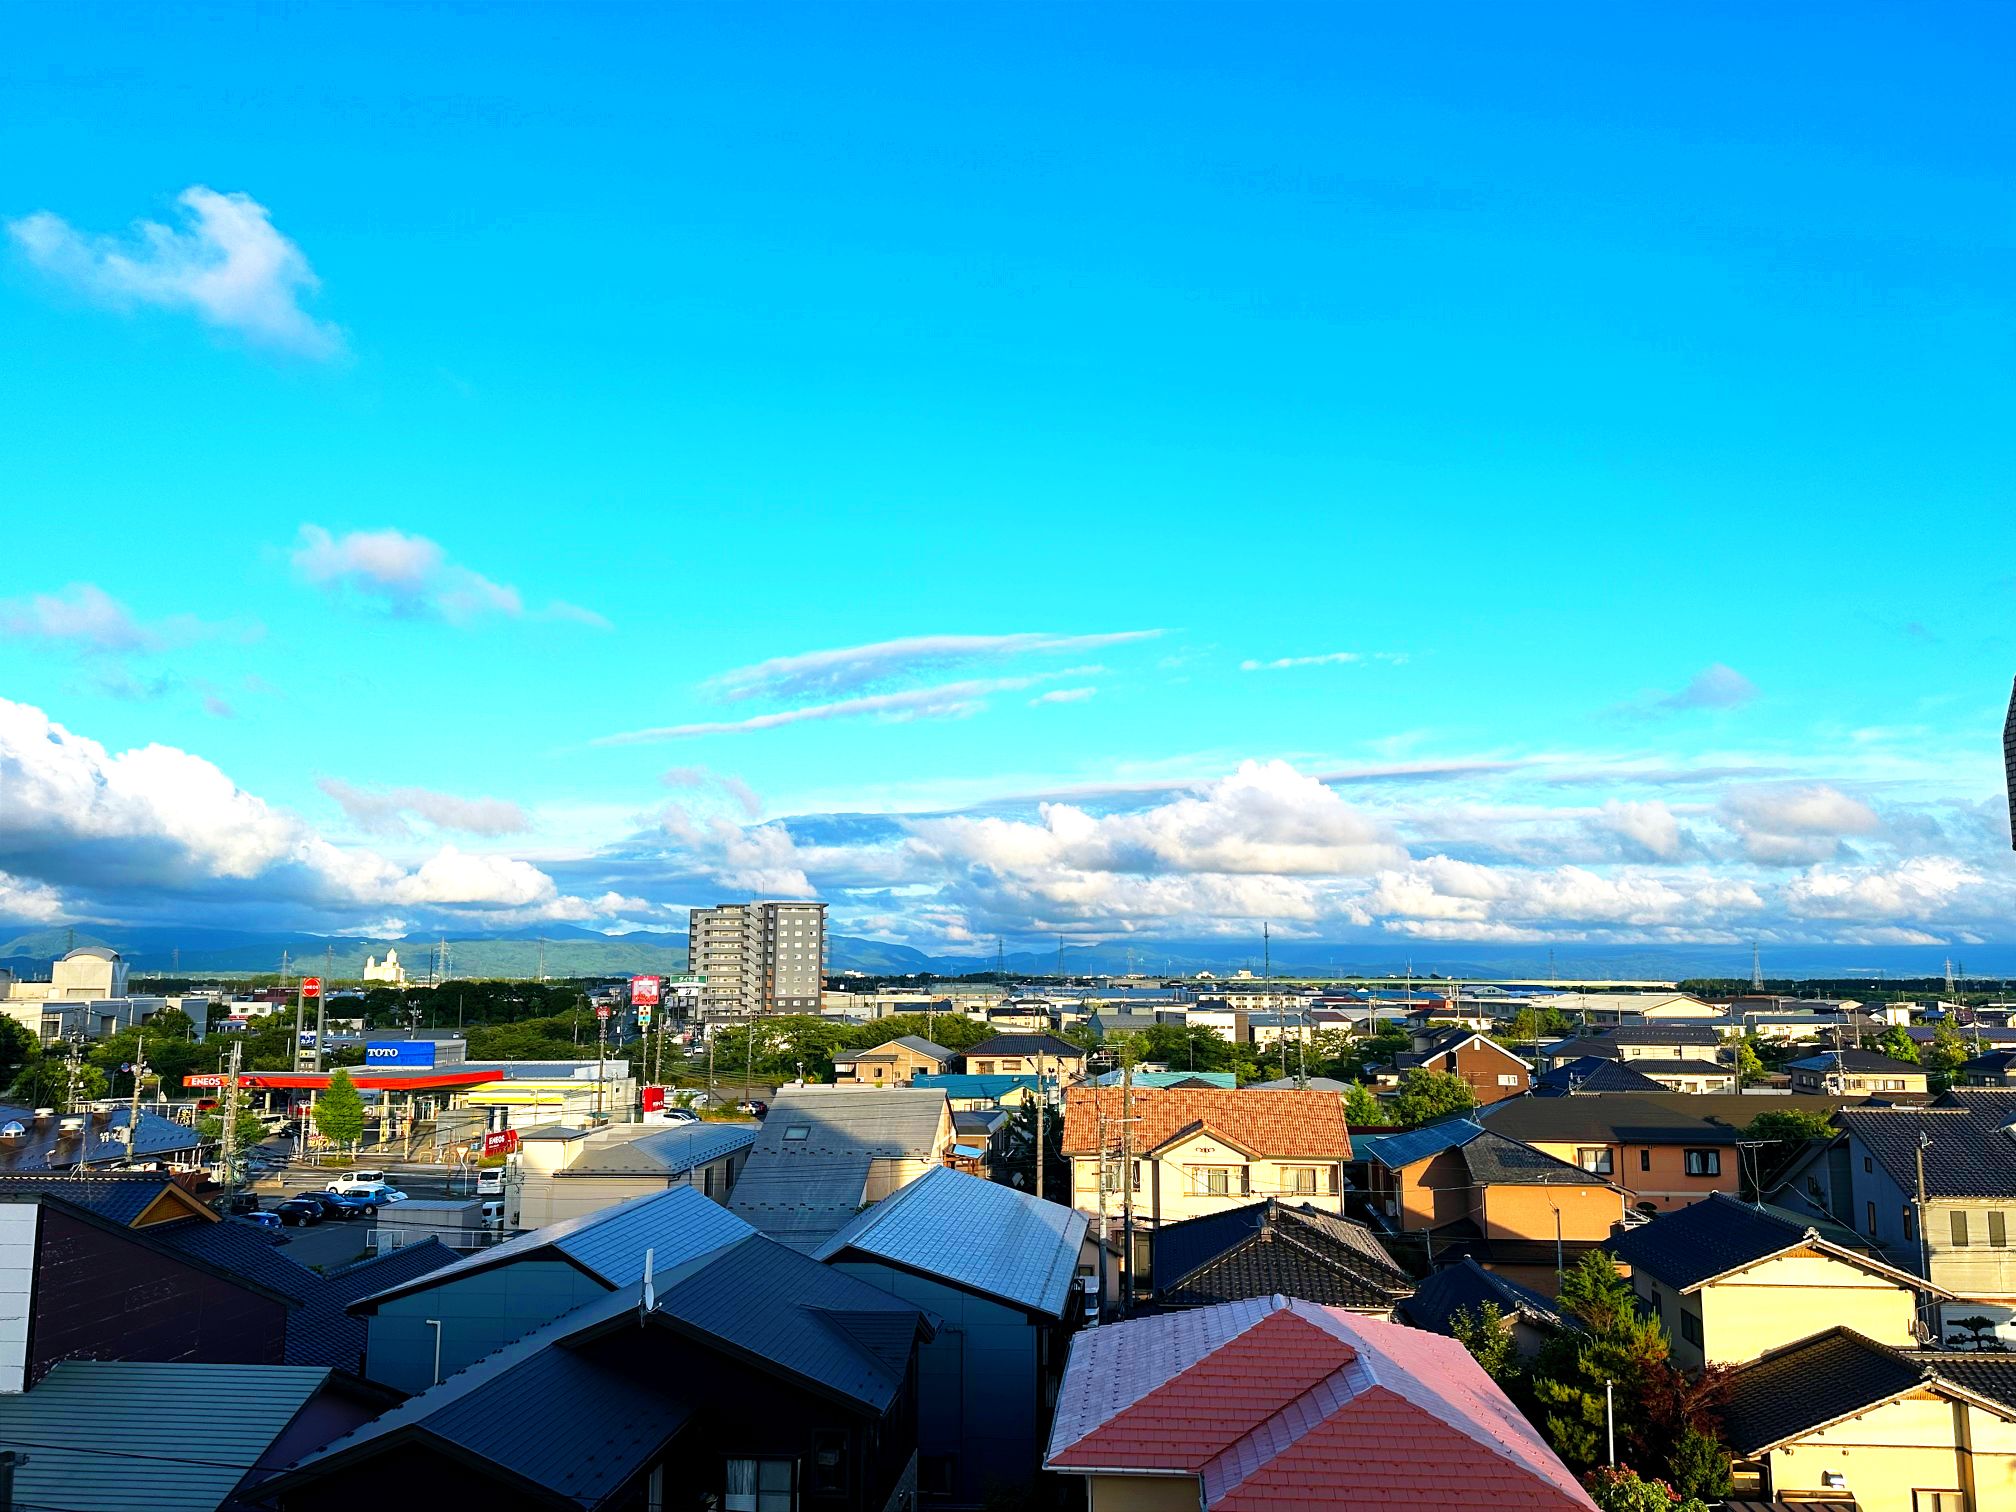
left=1061, top=1087, right=1351, bottom=1160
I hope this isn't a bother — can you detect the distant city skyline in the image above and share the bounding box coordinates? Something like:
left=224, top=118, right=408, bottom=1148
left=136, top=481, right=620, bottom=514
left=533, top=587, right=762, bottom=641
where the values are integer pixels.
left=1, top=4, right=2011, bottom=950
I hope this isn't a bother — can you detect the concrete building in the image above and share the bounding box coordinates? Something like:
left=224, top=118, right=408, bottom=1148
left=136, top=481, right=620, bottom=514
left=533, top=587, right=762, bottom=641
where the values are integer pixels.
left=361, top=948, right=405, bottom=985
left=0, top=948, right=211, bottom=1043
left=688, top=900, right=827, bottom=1017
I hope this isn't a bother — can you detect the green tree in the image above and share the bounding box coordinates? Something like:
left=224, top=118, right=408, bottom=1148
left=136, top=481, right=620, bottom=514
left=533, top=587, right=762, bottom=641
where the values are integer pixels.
left=1449, top=1301, right=1519, bottom=1384
left=314, top=1068, right=367, bottom=1149
left=1741, top=1107, right=1837, bottom=1146
left=1509, top=1006, right=1570, bottom=1048
left=1660, top=1429, right=1733, bottom=1502
left=1922, top=1018, right=1968, bottom=1086
left=1581, top=1468, right=1710, bottom=1512
left=998, top=1097, right=1066, bottom=1195
left=10, top=1054, right=107, bottom=1111
left=1533, top=1253, right=1672, bottom=1470
left=1342, top=1082, right=1386, bottom=1127
left=1733, top=1034, right=1766, bottom=1086
left=1868, top=1025, right=1920, bottom=1064
left=1557, top=1249, right=1639, bottom=1332
left=1390, top=1068, right=1477, bottom=1127
left=1134, top=1023, right=1238, bottom=1074
left=0, top=1019, right=34, bottom=1091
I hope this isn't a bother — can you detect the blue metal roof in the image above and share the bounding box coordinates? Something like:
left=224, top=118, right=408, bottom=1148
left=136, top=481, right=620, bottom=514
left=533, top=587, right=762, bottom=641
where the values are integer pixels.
left=812, top=1165, right=1088, bottom=1318
left=911, top=1073, right=1043, bottom=1099
left=1352, top=1119, right=1484, bottom=1169
left=1089, top=1070, right=1238, bottom=1089
left=0, top=1361, right=336, bottom=1512
left=349, top=1183, right=754, bottom=1311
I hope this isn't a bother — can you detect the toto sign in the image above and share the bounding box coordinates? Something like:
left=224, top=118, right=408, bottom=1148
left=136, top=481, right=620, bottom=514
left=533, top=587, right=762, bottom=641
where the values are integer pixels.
left=365, top=1041, right=437, bottom=1068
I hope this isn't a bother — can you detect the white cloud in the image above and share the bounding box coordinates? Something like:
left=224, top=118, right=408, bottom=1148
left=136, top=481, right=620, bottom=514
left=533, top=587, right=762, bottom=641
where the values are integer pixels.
left=0, top=696, right=585, bottom=924
left=0, top=871, right=69, bottom=924
left=317, top=778, right=530, bottom=838
left=704, top=630, right=1161, bottom=703
left=291, top=525, right=609, bottom=629
left=1662, top=663, right=1757, bottom=711
left=598, top=675, right=1073, bottom=743
left=1723, top=784, right=1881, bottom=864
left=661, top=766, right=764, bottom=818
left=0, top=582, right=239, bottom=657
left=1590, top=799, right=1686, bottom=860
left=1031, top=687, right=1097, bottom=706
left=1367, top=856, right=1764, bottom=933
left=1240, top=652, right=1362, bottom=671
left=9, top=187, right=343, bottom=357
left=1784, top=856, right=1980, bottom=922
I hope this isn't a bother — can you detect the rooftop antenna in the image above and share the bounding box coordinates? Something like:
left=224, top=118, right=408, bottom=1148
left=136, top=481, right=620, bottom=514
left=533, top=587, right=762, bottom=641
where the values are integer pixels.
left=1751, top=942, right=1764, bottom=992
left=641, top=1246, right=655, bottom=1314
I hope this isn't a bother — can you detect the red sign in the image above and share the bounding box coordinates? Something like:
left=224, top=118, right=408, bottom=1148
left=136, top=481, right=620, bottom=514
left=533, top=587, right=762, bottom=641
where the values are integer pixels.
left=642, top=1085, right=666, bottom=1112
left=596, top=1005, right=612, bottom=1021
left=482, top=1129, right=519, bottom=1156
left=301, top=977, right=322, bottom=999
left=630, top=975, right=662, bottom=1007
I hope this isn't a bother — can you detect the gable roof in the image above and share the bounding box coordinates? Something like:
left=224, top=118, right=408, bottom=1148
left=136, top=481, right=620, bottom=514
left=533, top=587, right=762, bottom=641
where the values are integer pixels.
left=289, top=1239, right=463, bottom=1369
left=0, top=1361, right=341, bottom=1512
left=1533, top=1058, right=1671, bottom=1095
left=1478, top=1094, right=1740, bottom=1147
left=1355, top=1120, right=1486, bottom=1170
left=910, top=1072, right=1044, bottom=1100
left=840, top=1035, right=954, bottom=1063
left=1836, top=1093, right=2016, bottom=1198
left=1785, top=1048, right=1923, bottom=1075
left=1091, top=1069, right=1240, bottom=1089
left=0, top=1171, right=211, bottom=1226
left=728, top=1086, right=953, bottom=1251
left=1045, top=1297, right=1594, bottom=1509
left=812, top=1164, right=1087, bottom=1318
left=1722, top=1328, right=2016, bottom=1455
left=564, top=1121, right=758, bottom=1176
left=351, top=1183, right=754, bottom=1311
left=1061, top=1086, right=1350, bottom=1160
left=963, top=1032, right=1084, bottom=1060
left=1151, top=1198, right=1413, bottom=1311
left=1610, top=1191, right=1936, bottom=1295
left=1398, top=1256, right=1565, bottom=1337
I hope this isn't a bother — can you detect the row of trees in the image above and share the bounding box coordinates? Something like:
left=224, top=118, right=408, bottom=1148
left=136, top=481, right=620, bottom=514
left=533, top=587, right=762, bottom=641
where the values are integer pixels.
left=1452, top=1251, right=1732, bottom=1511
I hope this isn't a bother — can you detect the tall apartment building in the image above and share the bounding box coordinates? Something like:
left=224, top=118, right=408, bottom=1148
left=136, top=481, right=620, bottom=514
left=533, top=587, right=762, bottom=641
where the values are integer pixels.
left=688, top=901, right=828, bottom=1017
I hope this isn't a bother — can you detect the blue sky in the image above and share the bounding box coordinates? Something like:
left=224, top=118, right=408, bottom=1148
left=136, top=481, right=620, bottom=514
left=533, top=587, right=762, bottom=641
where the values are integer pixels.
left=1, top=2, right=2011, bottom=955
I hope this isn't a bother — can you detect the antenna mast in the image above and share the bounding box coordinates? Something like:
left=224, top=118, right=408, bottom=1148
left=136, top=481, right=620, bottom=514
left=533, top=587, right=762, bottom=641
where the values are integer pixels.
left=1751, top=942, right=1764, bottom=991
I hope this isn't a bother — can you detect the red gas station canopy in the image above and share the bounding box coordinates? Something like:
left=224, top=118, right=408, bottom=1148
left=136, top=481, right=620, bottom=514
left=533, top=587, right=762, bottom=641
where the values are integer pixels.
left=185, top=1068, right=506, bottom=1092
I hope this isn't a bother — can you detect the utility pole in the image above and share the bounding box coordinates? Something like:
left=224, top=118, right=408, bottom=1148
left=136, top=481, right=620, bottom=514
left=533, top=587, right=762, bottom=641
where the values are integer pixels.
left=314, top=946, right=331, bottom=1072
left=1034, top=1045, right=1047, bottom=1200
left=124, top=1036, right=147, bottom=1167
left=292, top=977, right=308, bottom=1073
left=1120, top=1055, right=1136, bottom=1315
left=1916, top=1131, right=1934, bottom=1335
left=595, top=1005, right=609, bottom=1120
left=220, top=1039, right=243, bottom=1187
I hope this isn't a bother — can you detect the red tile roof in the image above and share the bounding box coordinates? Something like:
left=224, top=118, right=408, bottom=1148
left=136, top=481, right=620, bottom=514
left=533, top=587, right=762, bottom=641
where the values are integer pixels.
left=1046, top=1296, right=1594, bottom=1510
left=1060, top=1087, right=1351, bottom=1160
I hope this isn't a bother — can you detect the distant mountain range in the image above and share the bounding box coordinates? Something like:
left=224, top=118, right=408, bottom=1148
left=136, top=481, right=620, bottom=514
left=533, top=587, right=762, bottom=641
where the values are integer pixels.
left=3, top=921, right=2014, bottom=984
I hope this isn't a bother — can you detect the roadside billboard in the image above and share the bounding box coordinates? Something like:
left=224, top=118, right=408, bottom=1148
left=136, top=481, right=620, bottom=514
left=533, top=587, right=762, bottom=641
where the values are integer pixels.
left=630, top=975, right=663, bottom=1007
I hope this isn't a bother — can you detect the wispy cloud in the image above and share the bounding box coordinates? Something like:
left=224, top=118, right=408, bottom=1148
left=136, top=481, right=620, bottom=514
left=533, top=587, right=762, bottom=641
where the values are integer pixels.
left=0, top=583, right=212, bottom=655
left=1660, top=663, right=1757, bottom=711
left=8, top=187, right=343, bottom=358
left=662, top=765, right=764, bottom=818
left=1031, top=687, right=1097, bottom=706
left=705, top=630, right=1161, bottom=703
left=597, top=674, right=1077, bottom=744
left=318, top=777, right=531, bottom=838
left=291, top=525, right=610, bottom=629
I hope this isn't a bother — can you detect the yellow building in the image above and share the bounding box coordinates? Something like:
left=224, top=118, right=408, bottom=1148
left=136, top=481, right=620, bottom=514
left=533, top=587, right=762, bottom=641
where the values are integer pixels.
left=1612, top=1191, right=1947, bottom=1368
left=1722, top=1329, right=2016, bottom=1511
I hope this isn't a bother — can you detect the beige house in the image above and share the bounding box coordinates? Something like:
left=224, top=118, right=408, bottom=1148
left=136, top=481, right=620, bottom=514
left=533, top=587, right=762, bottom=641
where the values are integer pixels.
left=508, top=1120, right=758, bottom=1228
left=1786, top=1048, right=1930, bottom=1096
left=963, top=1032, right=1088, bottom=1082
left=1061, top=1086, right=1352, bottom=1231
left=1722, top=1329, right=2016, bottom=1511
left=832, top=1034, right=955, bottom=1086
left=1612, top=1191, right=1945, bottom=1369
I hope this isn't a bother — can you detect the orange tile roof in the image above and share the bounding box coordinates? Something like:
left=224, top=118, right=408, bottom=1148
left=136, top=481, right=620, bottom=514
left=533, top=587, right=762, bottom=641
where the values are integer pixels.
left=1061, top=1087, right=1351, bottom=1161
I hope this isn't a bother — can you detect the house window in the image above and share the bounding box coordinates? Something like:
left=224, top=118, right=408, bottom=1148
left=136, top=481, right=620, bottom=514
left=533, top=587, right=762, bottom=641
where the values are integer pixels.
left=1497, top=1074, right=1520, bottom=1086
left=1913, top=1494, right=1968, bottom=1512
left=1680, top=1309, right=1702, bottom=1346
left=782, top=1125, right=811, bottom=1142
left=1991, top=1212, right=2008, bottom=1249
left=809, top=1433, right=847, bottom=1495
left=1904, top=1206, right=1915, bottom=1242
left=1952, top=1211, right=1971, bottom=1248
left=1684, top=1150, right=1721, bottom=1178
left=1868, top=1201, right=1879, bottom=1239
left=918, top=1457, right=956, bottom=1497
left=1865, top=1156, right=1874, bottom=1174
left=725, top=1458, right=794, bottom=1511
left=703, top=1165, right=715, bottom=1197
left=1640, top=1149, right=1652, bottom=1173
left=1576, top=1147, right=1613, bottom=1175
left=1284, top=1167, right=1319, bottom=1196
left=1192, top=1167, right=1245, bottom=1197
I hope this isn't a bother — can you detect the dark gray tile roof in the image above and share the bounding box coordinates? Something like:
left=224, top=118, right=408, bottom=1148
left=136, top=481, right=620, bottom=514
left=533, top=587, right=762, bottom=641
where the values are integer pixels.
left=0, top=1360, right=337, bottom=1512
left=1610, top=1192, right=1877, bottom=1293
left=1354, top=1120, right=1485, bottom=1170
left=844, top=1035, right=954, bottom=1062
left=0, top=1171, right=185, bottom=1224
left=1786, top=1049, right=1923, bottom=1075
left=1479, top=1094, right=1740, bottom=1147
left=813, top=1165, right=1087, bottom=1317
left=1457, top=1129, right=1609, bottom=1186
left=1837, top=1094, right=2016, bottom=1198
left=1534, top=1058, right=1670, bottom=1095
left=1722, top=1329, right=1934, bottom=1454
left=1916, top=1353, right=2016, bottom=1412
left=152, top=1214, right=319, bottom=1302
left=1151, top=1198, right=1412, bottom=1311
left=963, top=1033, right=1083, bottom=1059
left=1398, top=1256, right=1565, bottom=1336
